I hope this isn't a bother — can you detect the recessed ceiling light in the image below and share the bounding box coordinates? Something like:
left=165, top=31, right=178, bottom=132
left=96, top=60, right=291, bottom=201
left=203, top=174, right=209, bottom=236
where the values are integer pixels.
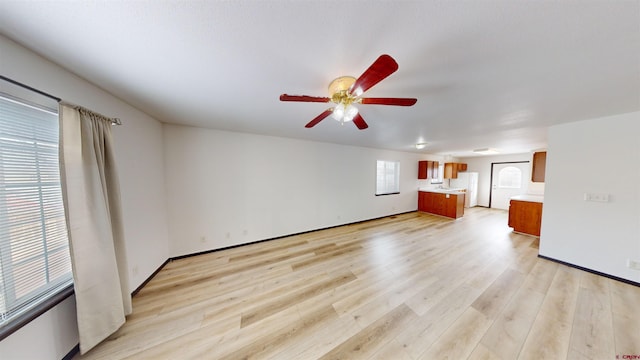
left=415, top=143, right=428, bottom=149
left=473, top=148, right=500, bottom=155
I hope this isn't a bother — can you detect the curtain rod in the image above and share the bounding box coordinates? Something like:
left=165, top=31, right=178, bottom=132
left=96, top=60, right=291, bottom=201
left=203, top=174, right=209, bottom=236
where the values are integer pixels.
left=1, top=75, right=122, bottom=125
left=59, top=101, right=123, bottom=126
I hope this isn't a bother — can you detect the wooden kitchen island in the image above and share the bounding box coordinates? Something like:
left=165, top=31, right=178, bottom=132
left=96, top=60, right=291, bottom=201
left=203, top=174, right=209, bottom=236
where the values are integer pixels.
left=418, top=190, right=465, bottom=219
left=508, top=195, right=544, bottom=236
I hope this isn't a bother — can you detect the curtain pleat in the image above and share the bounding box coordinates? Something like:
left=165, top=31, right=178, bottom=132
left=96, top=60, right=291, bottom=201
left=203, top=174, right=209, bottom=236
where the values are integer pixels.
left=59, top=104, right=131, bottom=354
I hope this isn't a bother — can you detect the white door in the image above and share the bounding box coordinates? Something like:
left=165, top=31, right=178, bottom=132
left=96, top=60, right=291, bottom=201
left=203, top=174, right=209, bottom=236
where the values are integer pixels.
left=490, top=163, right=529, bottom=210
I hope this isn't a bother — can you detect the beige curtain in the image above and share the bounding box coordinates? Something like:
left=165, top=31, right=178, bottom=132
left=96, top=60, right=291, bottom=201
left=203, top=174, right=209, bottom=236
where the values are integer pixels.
left=59, top=104, right=131, bottom=354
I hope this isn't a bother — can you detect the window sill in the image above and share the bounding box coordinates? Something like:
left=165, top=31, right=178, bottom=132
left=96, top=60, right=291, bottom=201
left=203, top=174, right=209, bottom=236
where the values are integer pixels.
left=0, top=284, right=75, bottom=341
left=375, top=192, right=400, bottom=196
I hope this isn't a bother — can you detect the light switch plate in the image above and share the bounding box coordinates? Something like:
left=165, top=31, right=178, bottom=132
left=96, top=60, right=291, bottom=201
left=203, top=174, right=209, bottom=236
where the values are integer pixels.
left=627, top=259, right=640, bottom=271
left=583, top=193, right=609, bottom=202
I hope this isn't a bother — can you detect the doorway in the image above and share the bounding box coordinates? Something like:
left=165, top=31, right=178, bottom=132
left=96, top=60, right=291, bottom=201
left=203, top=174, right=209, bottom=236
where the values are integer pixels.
left=489, top=161, right=530, bottom=210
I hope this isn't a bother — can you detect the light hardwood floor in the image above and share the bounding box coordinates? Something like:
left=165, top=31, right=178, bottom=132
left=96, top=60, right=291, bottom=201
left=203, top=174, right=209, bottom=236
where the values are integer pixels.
left=76, top=208, right=640, bottom=359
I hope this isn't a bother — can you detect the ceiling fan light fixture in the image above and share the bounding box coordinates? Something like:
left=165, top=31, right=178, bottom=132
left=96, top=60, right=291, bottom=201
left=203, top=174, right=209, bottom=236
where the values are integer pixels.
left=473, top=148, right=500, bottom=155
left=344, top=104, right=358, bottom=122
left=332, top=103, right=345, bottom=120
left=332, top=103, right=358, bottom=123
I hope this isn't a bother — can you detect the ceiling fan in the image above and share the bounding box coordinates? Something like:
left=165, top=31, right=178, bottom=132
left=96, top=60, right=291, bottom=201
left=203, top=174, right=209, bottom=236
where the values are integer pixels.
left=280, top=54, right=417, bottom=130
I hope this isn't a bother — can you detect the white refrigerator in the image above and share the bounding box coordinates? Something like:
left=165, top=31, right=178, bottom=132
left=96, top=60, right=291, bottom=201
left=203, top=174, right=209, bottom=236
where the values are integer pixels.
left=450, top=172, right=478, bottom=208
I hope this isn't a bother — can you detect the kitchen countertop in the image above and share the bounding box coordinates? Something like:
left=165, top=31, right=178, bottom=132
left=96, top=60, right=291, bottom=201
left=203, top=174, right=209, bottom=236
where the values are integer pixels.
left=419, top=188, right=466, bottom=195
left=510, top=194, right=544, bottom=203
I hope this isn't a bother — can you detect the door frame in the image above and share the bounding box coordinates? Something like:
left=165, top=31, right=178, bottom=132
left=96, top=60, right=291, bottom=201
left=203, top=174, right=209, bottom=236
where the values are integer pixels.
left=488, top=161, right=530, bottom=208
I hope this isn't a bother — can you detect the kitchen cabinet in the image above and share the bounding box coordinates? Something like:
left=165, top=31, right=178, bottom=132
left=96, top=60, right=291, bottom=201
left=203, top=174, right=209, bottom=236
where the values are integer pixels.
left=443, top=162, right=467, bottom=179
left=418, top=191, right=464, bottom=219
left=531, top=151, right=546, bottom=182
left=418, top=160, right=439, bottom=180
left=431, top=192, right=446, bottom=214
left=418, top=191, right=430, bottom=212
left=444, top=163, right=455, bottom=179
left=508, top=198, right=543, bottom=236
left=418, top=161, right=428, bottom=179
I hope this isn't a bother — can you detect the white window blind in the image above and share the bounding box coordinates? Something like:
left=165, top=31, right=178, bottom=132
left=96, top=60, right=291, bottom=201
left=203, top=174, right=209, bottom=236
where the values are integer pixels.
left=0, top=94, right=72, bottom=329
left=376, top=160, right=400, bottom=195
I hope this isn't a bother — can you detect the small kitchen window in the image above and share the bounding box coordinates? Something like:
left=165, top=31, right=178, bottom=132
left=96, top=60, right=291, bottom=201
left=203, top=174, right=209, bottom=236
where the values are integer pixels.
left=431, top=162, right=444, bottom=184
left=376, top=160, right=400, bottom=195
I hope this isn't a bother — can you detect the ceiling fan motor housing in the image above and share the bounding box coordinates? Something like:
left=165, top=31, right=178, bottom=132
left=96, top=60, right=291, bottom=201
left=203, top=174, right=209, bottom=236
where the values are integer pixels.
left=328, top=76, right=357, bottom=105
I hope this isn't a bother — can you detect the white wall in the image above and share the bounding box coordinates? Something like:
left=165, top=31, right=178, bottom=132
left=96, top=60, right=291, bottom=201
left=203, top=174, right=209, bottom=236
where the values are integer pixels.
left=1, top=35, right=171, bottom=358
left=459, top=153, right=544, bottom=207
left=164, top=125, right=424, bottom=256
left=0, top=297, right=78, bottom=359
left=540, top=111, right=640, bottom=283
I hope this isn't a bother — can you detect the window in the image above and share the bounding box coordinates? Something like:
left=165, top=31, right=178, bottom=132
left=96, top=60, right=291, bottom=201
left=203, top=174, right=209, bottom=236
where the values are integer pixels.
left=431, top=162, right=444, bottom=184
left=498, top=166, right=522, bottom=189
left=376, top=160, right=400, bottom=195
left=0, top=92, right=72, bottom=331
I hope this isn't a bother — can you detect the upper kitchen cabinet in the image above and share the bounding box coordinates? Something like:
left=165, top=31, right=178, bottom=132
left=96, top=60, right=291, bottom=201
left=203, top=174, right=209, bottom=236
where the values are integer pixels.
left=531, top=151, right=546, bottom=182
left=418, top=161, right=428, bottom=179
left=443, top=162, right=467, bottom=179
left=418, top=160, right=439, bottom=179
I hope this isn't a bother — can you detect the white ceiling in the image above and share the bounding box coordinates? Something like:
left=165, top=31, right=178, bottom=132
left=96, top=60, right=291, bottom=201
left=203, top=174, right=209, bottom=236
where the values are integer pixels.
left=1, top=1, right=639, bottom=157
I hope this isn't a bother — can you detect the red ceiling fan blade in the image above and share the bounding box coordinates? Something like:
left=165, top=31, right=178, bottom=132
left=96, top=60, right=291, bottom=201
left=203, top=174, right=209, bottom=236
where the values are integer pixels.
left=305, top=109, right=333, bottom=128
left=349, top=54, right=399, bottom=96
left=280, top=94, right=331, bottom=103
left=352, top=113, right=368, bottom=130
left=360, top=97, right=417, bottom=106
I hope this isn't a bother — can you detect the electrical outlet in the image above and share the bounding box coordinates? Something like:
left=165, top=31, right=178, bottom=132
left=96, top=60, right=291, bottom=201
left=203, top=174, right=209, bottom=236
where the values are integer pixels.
left=627, top=259, right=640, bottom=271
left=583, top=193, right=609, bottom=202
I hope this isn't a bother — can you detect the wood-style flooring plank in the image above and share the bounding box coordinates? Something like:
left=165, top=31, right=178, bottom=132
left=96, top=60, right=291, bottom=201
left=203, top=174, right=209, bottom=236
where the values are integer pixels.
left=417, top=307, right=492, bottom=360
left=368, top=339, right=413, bottom=360
left=468, top=343, right=502, bottom=360
left=518, top=311, right=573, bottom=360
left=479, top=282, right=545, bottom=359
left=345, top=272, right=438, bottom=329
left=220, top=305, right=340, bottom=360
left=521, top=257, right=559, bottom=295
left=240, top=270, right=356, bottom=327
left=517, top=266, right=581, bottom=360
left=609, top=280, right=640, bottom=357
left=266, top=311, right=362, bottom=360
left=567, top=287, right=615, bottom=359
left=119, top=314, right=240, bottom=359
left=318, top=303, right=418, bottom=360
left=396, top=283, right=484, bottom=359
left=471, top=268, right=526, bottom=319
